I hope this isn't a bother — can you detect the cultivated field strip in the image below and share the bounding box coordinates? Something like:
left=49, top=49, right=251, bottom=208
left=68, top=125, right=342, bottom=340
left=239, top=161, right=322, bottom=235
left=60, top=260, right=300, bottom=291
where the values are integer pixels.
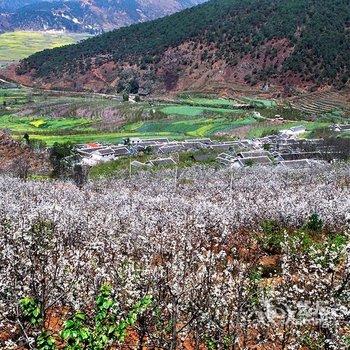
left=290, top=91, right=350, bottom=114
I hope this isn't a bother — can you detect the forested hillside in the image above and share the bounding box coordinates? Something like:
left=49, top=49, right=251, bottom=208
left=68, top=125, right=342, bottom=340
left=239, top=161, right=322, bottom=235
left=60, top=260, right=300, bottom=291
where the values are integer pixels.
left=11, top=0, right=350, bottom=93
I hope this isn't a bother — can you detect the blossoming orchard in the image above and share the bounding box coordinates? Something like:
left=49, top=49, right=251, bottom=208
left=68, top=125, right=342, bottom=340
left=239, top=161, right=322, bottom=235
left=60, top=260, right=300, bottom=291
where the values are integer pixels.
left=0, top=165, right=349, bottom=349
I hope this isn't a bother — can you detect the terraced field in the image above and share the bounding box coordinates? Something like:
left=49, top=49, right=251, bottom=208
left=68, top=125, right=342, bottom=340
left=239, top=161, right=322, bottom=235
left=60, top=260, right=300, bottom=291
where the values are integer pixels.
left=0, top=87, right=344, bottom=145
left=0, top=88, right=29, bottom=107
left=290, top=91, right=350, bottom=114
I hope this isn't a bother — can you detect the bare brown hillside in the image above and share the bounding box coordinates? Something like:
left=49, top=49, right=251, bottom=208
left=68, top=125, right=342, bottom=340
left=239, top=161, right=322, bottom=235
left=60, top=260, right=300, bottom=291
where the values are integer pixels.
left=0, top=40, right=320, bottom=97
left=4, top=0, right=349, bottom=97
left=0, top=131, right=48, bottom=174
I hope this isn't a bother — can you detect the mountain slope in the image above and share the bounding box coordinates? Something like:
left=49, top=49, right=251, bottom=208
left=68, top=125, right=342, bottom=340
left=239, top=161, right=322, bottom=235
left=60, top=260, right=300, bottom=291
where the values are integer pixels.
left=0, top=0, right=207, bottom=33
left=8, top=0, right=350, bottom=94
left=0, top=0, right=42, bottom=11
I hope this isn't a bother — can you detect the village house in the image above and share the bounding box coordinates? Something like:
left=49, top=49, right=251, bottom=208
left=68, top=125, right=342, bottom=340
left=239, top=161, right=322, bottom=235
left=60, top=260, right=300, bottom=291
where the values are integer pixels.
left=76, top=143, right=106, bottom=156
left=217, top=153, right=236, bottom=165
left=129, top=137, right=171, bottom=145
left=159, top=144, right=184, bottom=154
left=91, top=148, right=115, bottom=162
left=181, top=141, right=207, bottom=150
left=74, top=135, right=337, bottom=170
left=210, top=143, right=238, bottom=152
left=111, top=146, right=131, bottom=157
left=185, top=138, right=213, bottom=144
left=279, top=125, right=306, bottom=138
left=77, top=147, right=105, bottom=157
left=330, top=124, right=350, bottom=132
left=238, top=150, right=272, bottom=158
left=278, top=159, right=323, bottom=168
left=238, top=140, right=252, bottom=149
left=231, top=156, right=273, bottom=168
left=275, top=151, right=323, bottom=162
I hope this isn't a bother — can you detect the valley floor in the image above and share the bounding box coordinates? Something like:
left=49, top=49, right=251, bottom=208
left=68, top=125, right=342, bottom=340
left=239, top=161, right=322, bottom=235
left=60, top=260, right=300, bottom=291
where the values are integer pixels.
left=0, top=85, right=348, bottom=147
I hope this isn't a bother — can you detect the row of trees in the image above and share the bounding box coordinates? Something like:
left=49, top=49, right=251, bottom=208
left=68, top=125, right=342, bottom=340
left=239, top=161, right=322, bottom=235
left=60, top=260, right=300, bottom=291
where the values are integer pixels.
left=0, top=165, right=349, bottom=349
left=10, top=136, right=88, bottom=187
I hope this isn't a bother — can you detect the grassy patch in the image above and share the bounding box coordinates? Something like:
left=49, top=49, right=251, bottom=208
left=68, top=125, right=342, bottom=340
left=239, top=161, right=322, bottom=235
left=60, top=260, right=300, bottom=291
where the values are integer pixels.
left=179, top=97, right=240, bottom=108
left=1, top=88, right=334, bottom=145
left=0, top=88, right=29, bottom=108
left=247, top=121, right=331, bottom=138
left=242, top=97, right=277, bottom=108
left=89, top=157, right=132, bottom=179
left=160, top=105, right=242, bottom=116
left=25, top=131, right=176, bottom=146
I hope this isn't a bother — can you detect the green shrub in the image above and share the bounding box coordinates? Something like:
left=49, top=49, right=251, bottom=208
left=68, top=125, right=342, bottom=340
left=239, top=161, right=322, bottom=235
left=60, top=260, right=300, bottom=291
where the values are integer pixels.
left=259, top=220, right=284, bottom=254
left=304, top=213, right=323, bottom=232
left=260, top=129, right=279, bottom=138
left=61, top=283, right=152, bottom=349
left=36, top=331, right=56, bottom=350
left=19, top=297, right=43, bottom=326
left=19, top=284, right=152, bottom=350
left=261, top=219, right=280, bottom=236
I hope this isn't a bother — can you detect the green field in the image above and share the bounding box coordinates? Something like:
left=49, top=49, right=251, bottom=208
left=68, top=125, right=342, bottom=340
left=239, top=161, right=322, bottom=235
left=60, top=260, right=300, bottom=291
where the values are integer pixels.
left=0, top=87, right=341, bottom=145
left=0, top=31, right=89, bottom=62
left=179, top=97, right=240, bottom=107
left=122, top=116, right=256, bottom=138
left=241, top=97, right=278, bottom=108
left=18, top=118, right=335, bottom=146
left=4, top=114, right=257, bottom=145
left=0, top=88, right=29, bottom=106
left=160, top=105, right=242, bottom=116
left=0, top=115, right=93, bottom=134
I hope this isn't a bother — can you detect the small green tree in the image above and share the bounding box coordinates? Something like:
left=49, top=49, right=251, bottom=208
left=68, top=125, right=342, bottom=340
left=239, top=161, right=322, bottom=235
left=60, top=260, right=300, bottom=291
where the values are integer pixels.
left=304, top=213, right=323, bottom=232
left=19, top=284, right=152, bottom=350
left=36, top=331, right=57, bottom=350
left=123, top=137, right=131, bottom=146
left=19, top=297, right=43, bottom=326
left=263, top=143, right=271, bottom=151
left=23, top=133, right=30, bottom=144
left=49, top=142, right=74, bottom=178
left=61, top=284, right=152, bottom=349
left=73, top=164, right=89, bottom=189
left=19, top=297, right=56, bottom=350
left=245, top=159, right=254, bottom=167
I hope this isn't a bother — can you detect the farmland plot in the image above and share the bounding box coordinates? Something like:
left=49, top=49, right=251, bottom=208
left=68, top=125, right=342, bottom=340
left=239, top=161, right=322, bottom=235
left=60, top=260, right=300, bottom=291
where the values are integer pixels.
left=0, top=31, right=89, bottom=62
